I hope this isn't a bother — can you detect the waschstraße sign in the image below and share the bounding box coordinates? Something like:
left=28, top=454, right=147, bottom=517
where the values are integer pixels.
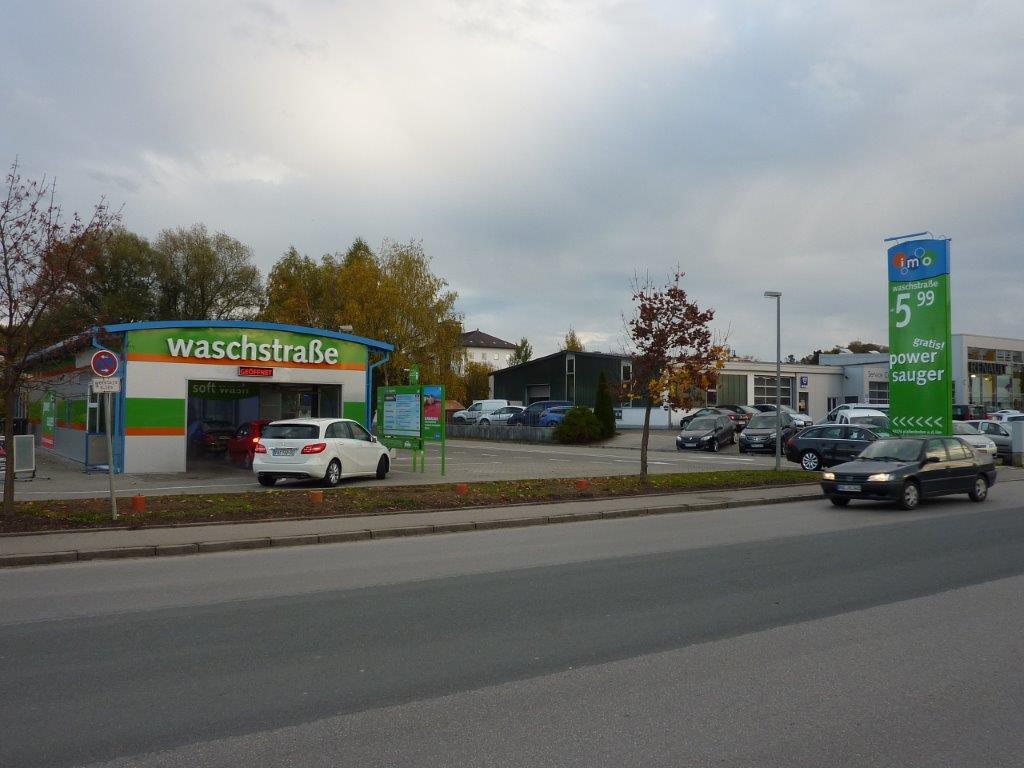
left=126, top=328, right=366, bottom=370
left=886, top=238, right=952, bottom=435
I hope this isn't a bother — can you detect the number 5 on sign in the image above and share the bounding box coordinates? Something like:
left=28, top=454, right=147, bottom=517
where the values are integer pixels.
left=894, top=292, right=911, bottom=328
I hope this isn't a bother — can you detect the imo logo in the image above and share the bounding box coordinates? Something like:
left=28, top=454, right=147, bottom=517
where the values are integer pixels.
left=891, top=247, right=934, bottom=276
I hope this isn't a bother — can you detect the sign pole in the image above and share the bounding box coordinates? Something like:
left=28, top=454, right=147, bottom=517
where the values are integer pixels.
left=105, top=391, right=118, bottom=521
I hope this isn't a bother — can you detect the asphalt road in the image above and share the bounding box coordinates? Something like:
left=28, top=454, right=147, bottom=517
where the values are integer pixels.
left=3, top=488, right=1024, bottom=767
left=14, top=435, right=778, bottom=500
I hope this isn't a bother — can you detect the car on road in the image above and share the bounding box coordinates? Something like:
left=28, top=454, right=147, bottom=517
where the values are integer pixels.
left=508, top=400, right=574, bottom=426
left=738, top=411, right=800, bottom=454
left=786, top=423, right=892, bottom=471
left=678, top=407, right=732, bottom=429
left=966, top=419, right=1013, bottom=462
left=451, top=399, right=509, bottom=424
left=676, top=415, right=736, bottom=452
left=478, top=405, right=525, bottom=426
left=952, top=420, right=998, bottom=460
left=227, top=419, right=273, bottom=468
left=253, top=418, right=390, bottom=487
left=538, top=405, right=575, bottom=426
left=820, top=436, right=996, bottom=510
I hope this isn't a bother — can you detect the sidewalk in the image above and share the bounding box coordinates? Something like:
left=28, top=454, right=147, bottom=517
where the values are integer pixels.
left=0, top=483, right=823, bottom=567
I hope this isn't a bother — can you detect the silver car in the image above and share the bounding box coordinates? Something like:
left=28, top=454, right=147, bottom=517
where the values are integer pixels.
left=478, top=406, right=525, bottom=426
left=966, top=420, right=1012, bottom=462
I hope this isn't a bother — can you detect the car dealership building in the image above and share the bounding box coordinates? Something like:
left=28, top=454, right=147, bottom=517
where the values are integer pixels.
left=24, top=321, right=392, bottom=473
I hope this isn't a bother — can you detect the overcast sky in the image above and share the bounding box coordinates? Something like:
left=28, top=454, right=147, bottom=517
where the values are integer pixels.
left=3, top=0, right=1023, bottom=360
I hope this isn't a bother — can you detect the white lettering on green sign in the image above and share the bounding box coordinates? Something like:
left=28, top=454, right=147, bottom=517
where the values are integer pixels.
left=166, top=334, right=340, bottom=365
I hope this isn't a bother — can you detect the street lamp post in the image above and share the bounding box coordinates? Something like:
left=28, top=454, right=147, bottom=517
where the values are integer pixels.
left=764, top=291, right=782, bottom=471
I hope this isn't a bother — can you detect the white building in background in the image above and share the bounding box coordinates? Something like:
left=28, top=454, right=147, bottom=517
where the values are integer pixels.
left=459, top=329, right=517, bottom=373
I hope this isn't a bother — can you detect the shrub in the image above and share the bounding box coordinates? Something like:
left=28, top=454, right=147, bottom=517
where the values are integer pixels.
left=594, top=370, right=616, bottom=438
left=554, top=407, right=603, bottom=444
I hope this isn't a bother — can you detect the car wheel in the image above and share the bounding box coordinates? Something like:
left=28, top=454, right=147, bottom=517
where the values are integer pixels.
left=323, top=459, right=342, bottom=487
left=257, top=474, right=276, bottom=487
left=800, top=451, right=822, bottom=471
left=453, top=417, right=465, bottom=425
left=709, top=438, right=719, bottom=453
left=829, top=496, right=850, bottom=507
left=898, top=480, right=920, bottom=510
left=479, top=419, right=490, bottom=426
left=375, top=455, right=389, bottom=480
left=968, top=474, right=989, bottom=502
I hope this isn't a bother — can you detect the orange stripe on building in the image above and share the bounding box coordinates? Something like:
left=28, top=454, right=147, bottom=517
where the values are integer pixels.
left=125, top=427, right=186, bottom=437
left=126, top=353, right=366, bottom=371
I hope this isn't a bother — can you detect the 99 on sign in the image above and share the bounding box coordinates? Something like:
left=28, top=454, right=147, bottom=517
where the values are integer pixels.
left=893, top=290, right=936, bottom=329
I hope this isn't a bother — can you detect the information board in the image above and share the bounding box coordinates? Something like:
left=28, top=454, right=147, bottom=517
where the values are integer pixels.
left=421, top=384, right=445, bottom=442
left=378, top=386, right=422, bottom=449
left=886, top=238, right=952, bottom=435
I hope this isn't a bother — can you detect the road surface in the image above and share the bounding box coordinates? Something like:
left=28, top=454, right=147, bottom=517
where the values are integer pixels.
left=2, top=487, right=1023, bottom=766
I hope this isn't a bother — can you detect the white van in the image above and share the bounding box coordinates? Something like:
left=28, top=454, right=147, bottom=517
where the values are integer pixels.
left=826, top=403, right=889, bottom=422
left=836, top=408, right=890, bottom=429
left=452, top=399, right=509, bottom=424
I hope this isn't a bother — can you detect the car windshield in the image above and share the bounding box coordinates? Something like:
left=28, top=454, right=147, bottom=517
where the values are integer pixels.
left=688, top=417, right=717, bottom=430
left=849, top=415, right=889, bottom=428
left=747, top=414, right=781, bottom=429
left=261, top=424, right=320, bottom=440
left=857, top=439, right=922, bottom=462
left=954, top=422, right=980, bottom=435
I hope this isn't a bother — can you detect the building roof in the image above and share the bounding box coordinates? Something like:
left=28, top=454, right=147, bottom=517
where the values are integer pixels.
left=459, top=329, right=516, bottom=350
left=493, top=348, right=631, bottom=375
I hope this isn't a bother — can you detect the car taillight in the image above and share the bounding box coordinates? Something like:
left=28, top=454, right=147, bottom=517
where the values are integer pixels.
left=253, top=442, right=267, bottom=453
left=251, top=436, right=259, bottom=443
left=301, top=442, right=327, bottom=454
left=785, top=437, right=796, bottom=449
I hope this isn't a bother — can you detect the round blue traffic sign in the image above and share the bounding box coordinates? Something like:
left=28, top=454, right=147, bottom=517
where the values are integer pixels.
left=91, top=349, right=119, bottom=378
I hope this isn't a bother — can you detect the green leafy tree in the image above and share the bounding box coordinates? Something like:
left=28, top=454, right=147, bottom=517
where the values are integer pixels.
left=461, top=361, right=493, bottom=402
left=82, top=227, right=159, bottom=323
left=154, top=223, right=264, bottom=319
left=594, top=370, right=616, bottom=438
left=554, top=407, right=603, bottom=444
left=561, top=327, right=585, bottom=352
left=510, top=337, right=532, bottom=366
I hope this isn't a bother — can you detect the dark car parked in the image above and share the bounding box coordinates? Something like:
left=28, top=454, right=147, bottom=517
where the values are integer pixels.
left=508, top=400, right=574, bottom=426
left=785, top=423, right=892, bottom=471
left=714, top=404, right=759, bottom=431
left=739, top=412, right=800, bottom=454
left=188, top=419, right=236, bottom=457
left=676, top=415, right=736, bottom=452
left=820, top=436, right=996, bottom=510
left=679, top=407, right=732, bottom=429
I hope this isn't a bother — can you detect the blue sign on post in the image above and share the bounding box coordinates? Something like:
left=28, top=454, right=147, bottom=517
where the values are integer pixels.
left=91, top=349, right=119, bottom=378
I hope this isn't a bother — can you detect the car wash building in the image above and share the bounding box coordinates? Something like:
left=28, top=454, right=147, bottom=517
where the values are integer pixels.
left=24, top=321, right=392, bottom=473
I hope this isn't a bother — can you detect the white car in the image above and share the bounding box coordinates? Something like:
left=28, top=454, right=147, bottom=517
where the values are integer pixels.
left=836, top=408, right=890, bottom=429
left=953, top=421, right=998, bottom=458
left=253, top=418, right=390, bottom=487
left=478, top=405, right=525, bottom=425
left=451, top=399, right=509, bottom=424
left=990, top=409, right=1024, bottom=422
left=824, top=403, right=889, bottom=422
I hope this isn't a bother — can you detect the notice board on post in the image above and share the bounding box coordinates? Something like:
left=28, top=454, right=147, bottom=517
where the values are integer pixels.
left=886, top=238, right=952, bottom=435
left=378, top=386, right=423, bottom=450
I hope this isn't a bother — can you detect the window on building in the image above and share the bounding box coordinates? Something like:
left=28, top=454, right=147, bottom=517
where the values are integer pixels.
left=868, top=381, right=889, bottom=404
left=87, top=390, right=108, bottom=434
left=753, top=376, right=793, bottom=406
left=705, top=389, right=717, bottom=406
left=621, top=361, right=632, bottom=382
left=566, top=355, right=575, bottom=374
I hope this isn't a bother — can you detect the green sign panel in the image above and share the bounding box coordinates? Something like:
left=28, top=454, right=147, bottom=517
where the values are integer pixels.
left=421, top=384, right=445, bottom=442
left=188, top=381, right=259, bottom=401
left=886, top=239, right=952, bottom=435
left=378, top=385, right=423, bottom=450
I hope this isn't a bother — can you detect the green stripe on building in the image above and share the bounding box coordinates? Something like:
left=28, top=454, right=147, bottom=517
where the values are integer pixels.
left=126, top=398, right=186, bottom=429
left=343, top=401, right=366, bottom=424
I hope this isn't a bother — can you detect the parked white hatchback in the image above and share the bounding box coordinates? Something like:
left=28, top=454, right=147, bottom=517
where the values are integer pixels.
left=253, top=418, right=390, bottom=487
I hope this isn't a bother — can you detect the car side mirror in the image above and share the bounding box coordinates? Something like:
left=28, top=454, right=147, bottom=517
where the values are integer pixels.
left=371, top=435, right=378, bottom=443
left=925, top=455, right=941, bottom=464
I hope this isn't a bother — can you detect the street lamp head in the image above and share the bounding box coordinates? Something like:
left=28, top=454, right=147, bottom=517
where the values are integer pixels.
left=763, top=291, right=782, bottom=298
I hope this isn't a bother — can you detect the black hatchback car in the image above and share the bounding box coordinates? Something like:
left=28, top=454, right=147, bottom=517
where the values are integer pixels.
left=676, top=415, right=736, bottom=452
left=785, top=424, right=892, bottom=471
left=507, top=400, right=573, bottom=426
left=820, top=436, right=997, bottom=510
left=739, top=411, right=800, bottom=454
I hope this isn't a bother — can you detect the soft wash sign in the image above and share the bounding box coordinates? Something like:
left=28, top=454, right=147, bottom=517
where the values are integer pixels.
left=886, top=238, right=952, bottom=435
left=126, top=328, right=366, bottom=369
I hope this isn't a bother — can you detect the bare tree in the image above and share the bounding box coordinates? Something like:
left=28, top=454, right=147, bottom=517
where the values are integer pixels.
left=622, top=270, right=726, bottom=479
left=0, top=160, right=118, bottom=518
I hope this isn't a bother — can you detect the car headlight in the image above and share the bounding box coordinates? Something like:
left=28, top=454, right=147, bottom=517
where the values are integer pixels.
left=699, top=434, right=711, bottom=441
left=867, top=473, right=894, bottom=482
left=822, top=471, right=836, bottom=480
left=767, top=432, right=777, bottom=440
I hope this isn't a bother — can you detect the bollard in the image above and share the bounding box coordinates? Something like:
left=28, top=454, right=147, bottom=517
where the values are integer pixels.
left=573, top=479, right=591, bottom=491
left=309, top=490, right=324, bottom=504
left=454, top=483, right=469, bottom=495
left=130, top=494, right=146, bottom=514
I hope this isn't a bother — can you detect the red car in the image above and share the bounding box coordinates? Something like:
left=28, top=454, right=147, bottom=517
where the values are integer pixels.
left=226, top=420, right=273, bottom=468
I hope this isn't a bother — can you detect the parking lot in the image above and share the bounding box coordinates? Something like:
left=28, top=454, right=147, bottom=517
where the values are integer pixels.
left=12, top=432, right=781, bottom=501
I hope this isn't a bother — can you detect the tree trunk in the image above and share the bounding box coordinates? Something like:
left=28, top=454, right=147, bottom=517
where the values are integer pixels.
left=639, top=403, right=652, bottom=481
left=3, top=383, right=16, bottom=521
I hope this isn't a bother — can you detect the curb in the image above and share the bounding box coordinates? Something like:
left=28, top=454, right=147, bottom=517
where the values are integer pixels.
left=0, top=491, right=822, bottom=568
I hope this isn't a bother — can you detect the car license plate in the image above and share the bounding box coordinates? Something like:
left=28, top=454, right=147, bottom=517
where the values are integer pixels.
left=272, top=448, right=296, bottom=456
left=750, top=439, right=763, bottom=445
left=685, top=442, right=696, bottom=448
left=837, top=483, right=861, bottom=492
